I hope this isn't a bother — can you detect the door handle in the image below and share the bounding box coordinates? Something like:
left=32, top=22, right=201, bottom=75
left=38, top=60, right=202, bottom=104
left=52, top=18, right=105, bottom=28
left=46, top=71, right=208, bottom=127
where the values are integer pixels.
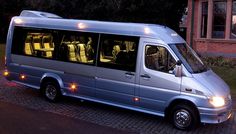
left=125, top=72, right=134, bottom=79
left=125, top=72, right=134, bottom=76
left=140, top=74, right=151, bottom=79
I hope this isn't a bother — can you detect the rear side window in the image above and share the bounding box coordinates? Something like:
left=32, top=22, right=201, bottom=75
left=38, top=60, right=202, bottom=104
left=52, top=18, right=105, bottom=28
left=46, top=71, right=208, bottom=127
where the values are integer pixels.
left=12, top=27, right=55, bottom=59
left=11, top=27, right=98, bottom=65
left=98, top=34, right=139, bottom=72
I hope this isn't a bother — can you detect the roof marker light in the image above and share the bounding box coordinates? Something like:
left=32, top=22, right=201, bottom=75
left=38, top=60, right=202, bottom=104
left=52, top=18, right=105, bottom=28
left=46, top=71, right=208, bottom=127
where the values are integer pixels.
left=78, top=23, right=86, bottom=29
left=144, top=27, right=151, bottom=34
left=171, top=33, right=178, bottom=37
left=14, top=18, right=23, bottom=24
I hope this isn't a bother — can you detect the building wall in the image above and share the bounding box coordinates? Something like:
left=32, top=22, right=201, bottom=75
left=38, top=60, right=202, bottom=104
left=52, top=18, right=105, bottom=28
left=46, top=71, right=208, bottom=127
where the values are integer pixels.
left=187, top=0, right=236, bottom=58
left=195, top=39, right=236, bottom=57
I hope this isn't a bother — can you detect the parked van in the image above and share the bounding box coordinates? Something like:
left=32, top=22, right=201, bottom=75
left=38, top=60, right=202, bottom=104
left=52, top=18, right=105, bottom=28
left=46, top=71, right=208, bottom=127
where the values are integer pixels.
left=4, top=10, right=232, bottom=130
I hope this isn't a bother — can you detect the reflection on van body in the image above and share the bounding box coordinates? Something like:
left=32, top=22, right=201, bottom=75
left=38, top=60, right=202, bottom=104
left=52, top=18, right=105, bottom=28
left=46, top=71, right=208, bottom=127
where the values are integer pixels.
left=5, top=10, right=232, bottom=130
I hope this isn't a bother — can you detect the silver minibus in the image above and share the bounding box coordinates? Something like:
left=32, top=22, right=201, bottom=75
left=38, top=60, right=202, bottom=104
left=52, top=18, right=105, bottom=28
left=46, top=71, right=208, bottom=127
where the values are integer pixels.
left=4, top=10, right=232, bottom=130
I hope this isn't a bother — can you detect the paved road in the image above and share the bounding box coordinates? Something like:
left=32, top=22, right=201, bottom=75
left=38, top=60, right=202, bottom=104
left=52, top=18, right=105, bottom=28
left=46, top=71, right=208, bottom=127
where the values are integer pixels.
left=0, top=74, right=235, bottom=134
left=0, top=101, right=136, bottom=134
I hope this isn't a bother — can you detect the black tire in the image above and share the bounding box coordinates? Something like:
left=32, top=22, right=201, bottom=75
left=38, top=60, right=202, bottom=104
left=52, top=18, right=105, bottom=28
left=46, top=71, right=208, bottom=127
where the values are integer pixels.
left=170, top=104, right=199, bottom=130
left=41, top=81, right=61, bottom=102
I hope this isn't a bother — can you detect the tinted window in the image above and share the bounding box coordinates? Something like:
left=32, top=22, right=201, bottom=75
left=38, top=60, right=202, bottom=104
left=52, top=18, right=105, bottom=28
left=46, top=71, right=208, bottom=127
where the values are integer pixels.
left=58, top=32, right=98, bottom=64
left=11, top=27, right=98, bottom=65
left=98, top=34, right=139, bottom=72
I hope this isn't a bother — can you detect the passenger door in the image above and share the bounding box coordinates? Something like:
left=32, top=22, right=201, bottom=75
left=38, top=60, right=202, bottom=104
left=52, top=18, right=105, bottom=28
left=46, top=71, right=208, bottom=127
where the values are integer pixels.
left=138, top=42, right=181, bottom=113
left=95, top=34, right=139, bottom=106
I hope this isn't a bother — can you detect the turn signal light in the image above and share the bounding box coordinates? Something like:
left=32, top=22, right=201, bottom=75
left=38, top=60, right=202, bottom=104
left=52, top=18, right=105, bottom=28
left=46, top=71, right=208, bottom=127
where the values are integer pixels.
left=134, top=97, right=140, bottom=102
left=70, top=83, right=77, bottom=92
left=20, top=74, right=26, bottom=80
left=3, top=70, right=9, bottom=76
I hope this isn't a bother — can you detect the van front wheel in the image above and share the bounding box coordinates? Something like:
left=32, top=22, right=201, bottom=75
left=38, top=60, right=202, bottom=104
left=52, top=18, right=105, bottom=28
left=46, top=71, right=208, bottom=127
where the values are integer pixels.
left=42, top=81, right=61, bottom=102
left=171, top=104, right=199, bottom=130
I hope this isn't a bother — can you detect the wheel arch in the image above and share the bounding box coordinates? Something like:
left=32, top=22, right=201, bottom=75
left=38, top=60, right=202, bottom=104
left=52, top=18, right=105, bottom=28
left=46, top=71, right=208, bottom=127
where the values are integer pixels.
left=40, top=73, right=64, bottom=93
left=165, top=98, right=200, bottom=121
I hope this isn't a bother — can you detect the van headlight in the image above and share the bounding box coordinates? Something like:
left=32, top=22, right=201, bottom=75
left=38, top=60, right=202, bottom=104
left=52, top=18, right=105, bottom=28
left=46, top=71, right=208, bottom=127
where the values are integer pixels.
left=209, top=96, right=225, bottom=107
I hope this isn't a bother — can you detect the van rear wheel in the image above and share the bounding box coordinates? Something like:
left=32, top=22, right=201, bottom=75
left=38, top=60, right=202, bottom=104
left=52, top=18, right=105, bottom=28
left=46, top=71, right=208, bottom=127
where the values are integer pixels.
left=42, top=81, right=61, bottom=102
left=171, top=104, right=199, bottom=130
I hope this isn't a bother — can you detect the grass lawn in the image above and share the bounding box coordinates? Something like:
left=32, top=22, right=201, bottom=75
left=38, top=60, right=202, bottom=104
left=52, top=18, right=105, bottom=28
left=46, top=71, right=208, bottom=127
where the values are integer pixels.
left=211, top=66, right=236, bottom=94
left=0, top=44, right=235, bottom=94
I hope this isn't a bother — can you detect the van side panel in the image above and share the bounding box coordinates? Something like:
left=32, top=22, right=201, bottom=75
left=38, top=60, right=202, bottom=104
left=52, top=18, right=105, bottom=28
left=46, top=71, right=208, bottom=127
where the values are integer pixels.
left=137, top=38, right=181, bottom=113
left=95, top=34, right=139, bottom=106
left=10, top=55, right=97, bottom=97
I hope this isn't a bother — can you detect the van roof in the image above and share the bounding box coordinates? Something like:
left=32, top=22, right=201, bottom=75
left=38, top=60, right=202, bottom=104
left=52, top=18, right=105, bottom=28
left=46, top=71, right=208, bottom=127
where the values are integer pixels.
left=11, top=10, right=185, bottom=44
left=20, top=10, right=62, bottom=19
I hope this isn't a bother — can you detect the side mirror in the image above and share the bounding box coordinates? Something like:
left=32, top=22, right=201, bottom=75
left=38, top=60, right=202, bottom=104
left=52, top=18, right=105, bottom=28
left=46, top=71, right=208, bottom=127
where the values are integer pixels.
left=176, top=60, right=182, bottom=66
left=174, top=60, right=182, bottom=77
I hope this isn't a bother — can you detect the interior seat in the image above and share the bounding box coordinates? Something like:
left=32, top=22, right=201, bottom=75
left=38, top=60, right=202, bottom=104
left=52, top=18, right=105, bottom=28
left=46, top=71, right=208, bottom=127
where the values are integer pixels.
left=67, top=44, right=77, bottom=62
left=33, top=37, right=42, bottom=50
left=24, top=36, right=33, bottom=55
left=77, top=44, right=87, bottom=63
left=42, top=36, right=54, bottom=58
left=112, top=45, right=121, bottom=60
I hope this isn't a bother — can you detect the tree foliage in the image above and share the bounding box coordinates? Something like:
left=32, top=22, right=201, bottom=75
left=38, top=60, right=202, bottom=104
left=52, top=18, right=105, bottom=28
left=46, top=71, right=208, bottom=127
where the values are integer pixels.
left=0, top=0, right=187, bottom=42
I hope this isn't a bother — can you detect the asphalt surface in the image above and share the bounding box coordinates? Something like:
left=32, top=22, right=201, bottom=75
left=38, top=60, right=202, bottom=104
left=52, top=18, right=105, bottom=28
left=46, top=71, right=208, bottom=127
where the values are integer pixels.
left=0, top=101, right=136, bottom=134
left=0, top=70, right=235, bottom=134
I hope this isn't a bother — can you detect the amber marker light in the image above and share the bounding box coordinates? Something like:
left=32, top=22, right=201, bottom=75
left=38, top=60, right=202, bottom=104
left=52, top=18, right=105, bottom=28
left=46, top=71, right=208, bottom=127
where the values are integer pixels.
left=20, top=74, right=26, bottom=80
left=3, top=70, right=9, bottom=77
left=70, top=83, right=78, bottom=92
left=134, top=97, right=140, bottom=102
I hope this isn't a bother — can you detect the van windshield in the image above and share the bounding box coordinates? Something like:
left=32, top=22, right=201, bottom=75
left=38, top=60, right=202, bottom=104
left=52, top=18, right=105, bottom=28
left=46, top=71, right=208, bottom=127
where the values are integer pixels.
left=169, top=43, right=209, bottom=73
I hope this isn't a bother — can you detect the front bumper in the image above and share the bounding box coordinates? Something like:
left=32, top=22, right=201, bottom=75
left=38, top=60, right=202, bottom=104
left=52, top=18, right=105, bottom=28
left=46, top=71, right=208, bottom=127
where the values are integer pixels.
left=198, top=103, right=232, bottom=124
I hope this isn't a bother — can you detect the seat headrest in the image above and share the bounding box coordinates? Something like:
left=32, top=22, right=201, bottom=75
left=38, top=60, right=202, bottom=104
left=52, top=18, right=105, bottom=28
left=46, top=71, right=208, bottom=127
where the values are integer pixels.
left=146, top=46, right=158, bottom=55
left=78, top=44, right=85, bottom=51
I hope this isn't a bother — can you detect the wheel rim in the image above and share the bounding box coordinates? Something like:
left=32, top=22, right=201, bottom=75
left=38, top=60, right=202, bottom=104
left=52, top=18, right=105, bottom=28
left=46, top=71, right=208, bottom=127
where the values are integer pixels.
left=174, top=109, right=192, bottom=128
left=45, top=85, right=57, bottom=100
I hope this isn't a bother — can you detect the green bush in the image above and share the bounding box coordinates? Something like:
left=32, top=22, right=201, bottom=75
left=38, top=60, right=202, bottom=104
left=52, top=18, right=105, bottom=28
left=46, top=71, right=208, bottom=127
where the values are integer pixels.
left=202, top=56, right=236, bottom=68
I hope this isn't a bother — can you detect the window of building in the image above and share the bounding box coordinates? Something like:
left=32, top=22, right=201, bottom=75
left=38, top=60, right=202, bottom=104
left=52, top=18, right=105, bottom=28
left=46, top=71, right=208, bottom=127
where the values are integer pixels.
left=201, top=2, right=208, bottom=38
left=231, top=0, right=236, bottom=38
left=98, top=34, right=139, bottom=72
left=212, top=1, right=226, bottom=38
left=11, top=27, right=98, bottom=65
left=145, top=45, right=176, bottom=73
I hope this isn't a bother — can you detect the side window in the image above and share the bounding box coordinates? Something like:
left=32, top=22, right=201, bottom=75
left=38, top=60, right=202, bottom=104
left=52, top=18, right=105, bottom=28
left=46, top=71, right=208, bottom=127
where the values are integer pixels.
left=12, top=27, right=55, bottom=59
left=11, top=27, right=98, bottom=65
left=98, top=34, right=139, bottom=72
left=145, top=45, right=176, bottom=73
left=25, top=33, right=54, bottom=58
left=58, top=32, right=98, bottom=64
